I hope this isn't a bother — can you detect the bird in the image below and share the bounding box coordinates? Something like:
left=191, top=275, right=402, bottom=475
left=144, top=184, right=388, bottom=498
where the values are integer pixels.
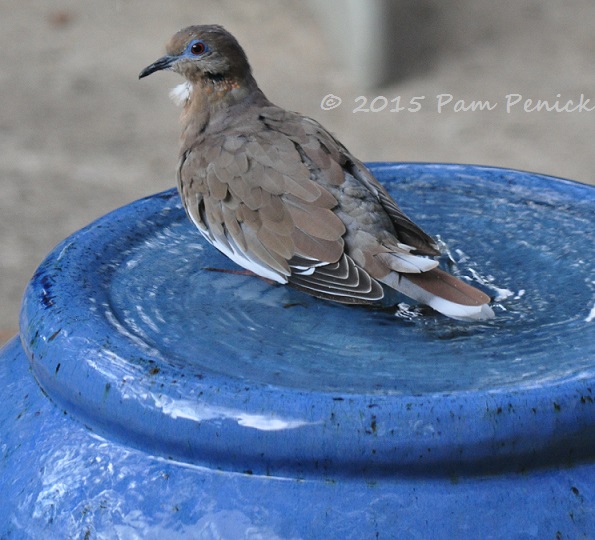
left=139, top=25, right=494, bottom=321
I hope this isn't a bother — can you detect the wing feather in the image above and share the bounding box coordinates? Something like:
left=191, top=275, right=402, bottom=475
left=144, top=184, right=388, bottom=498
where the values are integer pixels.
left=289, top=255, right=384, bottom=304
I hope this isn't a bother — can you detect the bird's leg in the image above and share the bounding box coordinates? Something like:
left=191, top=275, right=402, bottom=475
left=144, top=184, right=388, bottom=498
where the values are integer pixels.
left=203, top=267, right=278, bottom=286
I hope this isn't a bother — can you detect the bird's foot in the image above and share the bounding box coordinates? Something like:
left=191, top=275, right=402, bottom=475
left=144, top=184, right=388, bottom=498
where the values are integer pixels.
left=203, top=267, right=278, bottom=286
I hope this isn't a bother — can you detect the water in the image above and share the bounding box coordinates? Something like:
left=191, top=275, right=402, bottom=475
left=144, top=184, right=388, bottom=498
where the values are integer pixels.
left=105, top=164, right=595, bottom=395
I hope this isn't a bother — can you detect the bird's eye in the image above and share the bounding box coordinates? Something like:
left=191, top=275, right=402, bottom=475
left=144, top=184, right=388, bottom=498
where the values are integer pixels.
left=190, top=41, right=206, bottom=55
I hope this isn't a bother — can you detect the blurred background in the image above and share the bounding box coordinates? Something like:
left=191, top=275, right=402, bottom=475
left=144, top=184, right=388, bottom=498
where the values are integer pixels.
left=2, top=0, right=595, bottom=344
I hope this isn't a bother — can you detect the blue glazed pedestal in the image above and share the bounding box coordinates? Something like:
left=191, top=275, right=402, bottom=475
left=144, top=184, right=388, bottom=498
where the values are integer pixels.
left=2, top=163, right=594, bottom=538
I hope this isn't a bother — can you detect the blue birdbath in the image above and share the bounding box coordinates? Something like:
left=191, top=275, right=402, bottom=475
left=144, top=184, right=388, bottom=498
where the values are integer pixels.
left=2, top=163, right=594, bottom=538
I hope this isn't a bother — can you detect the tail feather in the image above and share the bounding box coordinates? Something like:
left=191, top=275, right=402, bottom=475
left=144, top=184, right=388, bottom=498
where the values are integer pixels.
left=382, top=268, right=495, bottom=321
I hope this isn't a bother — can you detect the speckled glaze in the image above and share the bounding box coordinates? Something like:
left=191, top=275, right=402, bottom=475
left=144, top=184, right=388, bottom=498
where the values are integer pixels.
left=3, top=163, right=594, bottom=538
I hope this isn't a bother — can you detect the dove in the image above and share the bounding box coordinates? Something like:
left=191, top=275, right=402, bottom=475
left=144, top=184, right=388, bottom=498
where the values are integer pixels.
left=139, top=25, right=494, bottom=321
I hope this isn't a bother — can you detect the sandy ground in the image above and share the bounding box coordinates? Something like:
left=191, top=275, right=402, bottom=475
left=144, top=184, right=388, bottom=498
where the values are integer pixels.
left=1, top=0, right=595, bottom=344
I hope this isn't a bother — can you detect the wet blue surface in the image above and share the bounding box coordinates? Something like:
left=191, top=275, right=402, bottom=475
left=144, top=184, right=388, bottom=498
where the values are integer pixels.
left=7, top=163, right=595, bottom=537
left=104, top=164, right=595, bottom=394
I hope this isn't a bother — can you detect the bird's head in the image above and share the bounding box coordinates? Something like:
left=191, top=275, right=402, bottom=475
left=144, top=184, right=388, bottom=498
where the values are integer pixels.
left=139, top=25, right=254, bottom=89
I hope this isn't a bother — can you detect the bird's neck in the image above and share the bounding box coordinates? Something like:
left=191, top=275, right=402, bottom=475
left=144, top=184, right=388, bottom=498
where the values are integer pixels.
left=178, top=74, right=259, bottom=143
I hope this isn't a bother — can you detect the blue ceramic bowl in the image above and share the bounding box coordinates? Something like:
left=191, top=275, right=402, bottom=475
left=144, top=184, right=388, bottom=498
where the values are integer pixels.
left=3, top=163, right=594, bottom=538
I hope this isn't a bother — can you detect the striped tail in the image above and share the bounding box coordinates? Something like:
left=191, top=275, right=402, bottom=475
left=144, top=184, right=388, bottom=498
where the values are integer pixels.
left=382, top=267, right=495, bottom=321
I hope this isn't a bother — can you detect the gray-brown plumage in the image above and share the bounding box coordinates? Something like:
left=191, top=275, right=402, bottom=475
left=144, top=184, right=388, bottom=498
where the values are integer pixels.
left=140, top=25, right=494, bottom=320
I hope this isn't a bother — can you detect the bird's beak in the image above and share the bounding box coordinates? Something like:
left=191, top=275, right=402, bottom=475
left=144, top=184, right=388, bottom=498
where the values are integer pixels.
left=139, top=55, right=176, bottom=79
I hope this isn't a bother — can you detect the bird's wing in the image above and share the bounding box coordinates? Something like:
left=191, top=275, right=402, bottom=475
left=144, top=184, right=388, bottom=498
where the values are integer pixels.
left=346, top=159, right=440, bottom=256
left=177, top=112, right=384, bottom=302
left=288, top=254, right=384, bottom=304
left=281, top=113, right=440, bottom=257
left=258, top=107, right=440, bottom=265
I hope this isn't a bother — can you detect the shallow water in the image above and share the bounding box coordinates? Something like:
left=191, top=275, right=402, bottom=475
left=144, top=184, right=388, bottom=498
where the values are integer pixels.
left=107, top=166, right=595, bottom=395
